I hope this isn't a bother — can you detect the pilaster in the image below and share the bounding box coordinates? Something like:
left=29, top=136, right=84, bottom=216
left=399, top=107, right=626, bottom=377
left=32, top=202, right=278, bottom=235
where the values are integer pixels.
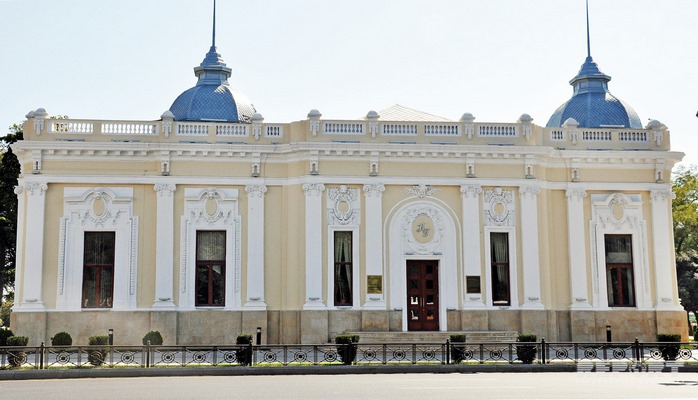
left=19, top=182, right=48, bottom=310
left=245, top=185, right=268, bottom=309
left=566, top=188, right=591, bottom=309
left=460, top=184, right=485, bottom=308
left=650, top=190, right=682, bottom=310
left=519, top=186, right=543, bottom=309
left=153, top=184, right=176, bottom=309
left=303, top=183, right=326, bottom=309
left=363, top=184, right=385, bottom=309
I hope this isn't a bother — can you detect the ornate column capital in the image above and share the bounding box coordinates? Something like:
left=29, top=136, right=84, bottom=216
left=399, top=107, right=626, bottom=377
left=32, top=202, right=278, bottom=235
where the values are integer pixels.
left=565, top=188, right=586, bottom=202
left=650, top=190, right=675, bottom=202
left=302, top=183, right=325, bottom=197
left=14, top=185, right=24, bottom=195
left=519, top=186, right=540, bottom=200
left=404, top=184, right=439, bottom=198
left=363, top=184, right=385, bottom=198
left=460, top=184, right=482, bottom=199
left=154, top=184, right=176, bottom=197
left=25, top=182, right=48, bottom=196
left=245, top=184, right=268, bottom=199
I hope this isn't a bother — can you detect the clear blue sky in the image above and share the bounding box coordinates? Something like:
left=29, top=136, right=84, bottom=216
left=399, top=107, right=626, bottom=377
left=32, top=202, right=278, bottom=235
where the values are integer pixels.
left=1, top=0, right=697, bottom=166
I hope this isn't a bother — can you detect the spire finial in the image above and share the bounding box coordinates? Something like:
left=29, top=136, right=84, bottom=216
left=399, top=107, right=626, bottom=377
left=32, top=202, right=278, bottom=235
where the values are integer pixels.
left=586, top=0, right=591, bottom=58
left=212, top=0, right=217, bottom=48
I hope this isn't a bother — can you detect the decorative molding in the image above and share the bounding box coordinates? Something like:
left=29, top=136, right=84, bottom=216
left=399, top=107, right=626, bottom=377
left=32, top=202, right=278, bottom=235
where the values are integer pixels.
left=302, top=183, right=325, bottom=197
left=650, top=190, right=674, bottom=202
left=404, top=184, right=439, bottom=199
left=310, top=119, right=320, bottom=137
left=460, top=184, right=482, bottom=199
left=57, top=217, right=67, bottom=295
left=518, top=186, right=540, bottom=200
left=327, top=185, right=360, bottom=226
left=14, top=185, right=24, bottom=195
left=565, top=189, right=586, bottom=202
left=401, top=205, right=445, bottom=255
left=25, top=182, right=48, bottom=196
left=154, top=184, right=176, bottom=196
left=363, top=184, right=385, bottom=198
left=245, top=184, right=268, bottom=198
left=483, top=187, right=515, bottom=227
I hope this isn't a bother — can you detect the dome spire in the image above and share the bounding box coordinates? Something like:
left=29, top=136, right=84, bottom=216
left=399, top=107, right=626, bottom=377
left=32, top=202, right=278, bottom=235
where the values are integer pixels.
left=212, top=0, right=216, bottom=48
left=586, top=0, right=591, bottom=58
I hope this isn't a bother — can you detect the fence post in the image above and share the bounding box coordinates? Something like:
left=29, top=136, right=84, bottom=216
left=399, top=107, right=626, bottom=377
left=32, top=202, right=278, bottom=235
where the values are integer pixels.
left=634, top=337, right=640, bottom=363
left=541, top=338, right=546, bottom=364
left=146, top=340, right=151, bottom=368
left=249, top=342, right=253, bottom=366
left=40, top=341, right=45, bottom=370
left=445, top=339, right=450, bottom=365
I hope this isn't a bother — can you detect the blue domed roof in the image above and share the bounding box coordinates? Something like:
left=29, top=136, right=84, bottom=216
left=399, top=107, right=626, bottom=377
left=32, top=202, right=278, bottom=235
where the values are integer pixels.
left=169, top=45, right=256, bottom=123
left=546, top=56, right=642, bottom=129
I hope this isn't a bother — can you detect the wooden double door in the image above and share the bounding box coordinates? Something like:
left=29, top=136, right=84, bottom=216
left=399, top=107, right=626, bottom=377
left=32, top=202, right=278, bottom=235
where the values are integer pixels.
left=406, top=260, right=439, bottom=331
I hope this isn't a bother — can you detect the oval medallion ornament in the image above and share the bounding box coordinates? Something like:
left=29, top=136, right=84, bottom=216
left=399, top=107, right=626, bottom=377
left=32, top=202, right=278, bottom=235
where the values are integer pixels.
left=412, top=213, right=435, bottom=244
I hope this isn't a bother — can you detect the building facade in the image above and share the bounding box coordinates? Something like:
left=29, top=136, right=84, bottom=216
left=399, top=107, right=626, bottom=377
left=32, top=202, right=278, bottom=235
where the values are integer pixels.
left=10, top=16, right=688, bottom=346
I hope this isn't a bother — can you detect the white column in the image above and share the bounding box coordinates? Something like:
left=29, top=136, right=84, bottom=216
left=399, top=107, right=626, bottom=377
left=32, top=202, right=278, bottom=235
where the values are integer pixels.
left=13, top=185, right=26, bottom=310
left=460, top=185, right=485, bottom=308
left=650, top=190, right=682, bottom=310
left=566, top=189, right=591, bottom=309
left=519, top=186, right=543, bottom=309
left=363, top=184, right=385, bottom=309
left=19, top=182, right=48, bottom=310
left=153, top=184, right=176, bottom=309
left=303, top=183, right=325, bottom=309
left=244, top=185, right=268, bottom=309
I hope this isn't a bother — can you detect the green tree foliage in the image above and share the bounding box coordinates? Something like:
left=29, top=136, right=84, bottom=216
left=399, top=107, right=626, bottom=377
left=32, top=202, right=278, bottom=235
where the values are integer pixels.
left=0, top=123, right=23, bottom=306
left=672, top=166, right=698, bottom=324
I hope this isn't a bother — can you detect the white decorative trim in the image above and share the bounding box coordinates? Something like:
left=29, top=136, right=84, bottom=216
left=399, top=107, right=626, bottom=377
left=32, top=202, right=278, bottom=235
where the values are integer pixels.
left=363, top=184, right=385, bottom=198
left=180, top=187, right=241, bottom=310
left=401, top=205, right=445, bottom=255
left=460, top=184, right=482, bottom=199
left=303, top=183, right=325, bottom=196
left=327, top=185, right=360, bottom=225
left=154, top=184, right=176, bottom=196
left=57, top=187, right=137, bottom=311
left=245, top=185, right=268, bottom=198
left=404, top=184, right=439, bottom=199
left=518, top=186, right=540, bottom=200
left=25, top=182, right=47, bottom=196
left=483, top=188, right=515, bottom=227
left=650, top=190, right=674, bottom=201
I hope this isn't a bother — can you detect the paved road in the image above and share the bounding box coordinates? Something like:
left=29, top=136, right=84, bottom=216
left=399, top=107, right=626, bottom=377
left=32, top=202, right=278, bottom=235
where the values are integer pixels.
left=1, top=372, right=697, bottom=400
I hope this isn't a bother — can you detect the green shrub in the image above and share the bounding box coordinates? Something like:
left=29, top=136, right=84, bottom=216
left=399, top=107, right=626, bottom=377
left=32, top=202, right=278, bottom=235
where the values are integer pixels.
left=142, top=331, right=163, bottom=346
left=5, top=336, right=28, bottom=368
left=0, top=329, right=14, bottom=346
left=236, top=334, right=253, bottom=345
left=334, top=334, right=359, bottom=345
left=516, top=334, right=537, bottom=364
left=51, top=332, right=73, bottom=346
left=449, top=334, right=466, bottom=343
left=88, top=335, right=109, bottom=346
left=6, top=336, right=28, bottom=346
left=335, top=335, right=359, bottom=365
left=657, top=334, right=681, bottom=361
left=693, top=326, right=698, bottom=340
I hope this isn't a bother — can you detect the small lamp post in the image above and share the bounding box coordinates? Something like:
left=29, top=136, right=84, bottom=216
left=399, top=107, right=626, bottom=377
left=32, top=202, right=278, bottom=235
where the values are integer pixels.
left=256, top=327, right=262, bottom=345
left=108, top=328, right=114, bottom=346
left=606, top=325, right=612, bottom=343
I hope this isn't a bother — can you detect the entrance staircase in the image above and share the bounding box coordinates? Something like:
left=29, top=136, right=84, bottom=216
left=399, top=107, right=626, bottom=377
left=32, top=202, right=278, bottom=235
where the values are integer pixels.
left=343, top=331, right=518, bottom=344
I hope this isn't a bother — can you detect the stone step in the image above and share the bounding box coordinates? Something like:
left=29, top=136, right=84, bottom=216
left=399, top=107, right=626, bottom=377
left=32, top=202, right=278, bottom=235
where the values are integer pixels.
left=342, top=331, right=519, bottom=344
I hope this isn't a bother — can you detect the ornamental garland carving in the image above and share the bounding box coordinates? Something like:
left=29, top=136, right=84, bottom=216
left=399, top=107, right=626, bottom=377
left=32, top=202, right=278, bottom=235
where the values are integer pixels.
left=328, top=185, right=359, bottom=225
left=518, top=186, right=540, bottom=200
left=401, top=205, right=445, bottom=255
left=404, top=184, right=439, bottom=199
left=483, top=188, right=515, bottom=227
left=78, top=188, right=122, bottom=227
left=460, top=184, right=482, bottom=199
left=25, top=182, right=48, bottom=196
left=154, top=184, right=176, bottom=196
left=303, top=183, right=325, bottom=197
left=191, top=189, right=233, bottom=226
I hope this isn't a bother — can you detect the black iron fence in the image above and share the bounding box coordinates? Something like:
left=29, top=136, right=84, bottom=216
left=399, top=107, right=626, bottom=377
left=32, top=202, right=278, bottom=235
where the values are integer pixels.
left=1, top=339, right=696, bottom=369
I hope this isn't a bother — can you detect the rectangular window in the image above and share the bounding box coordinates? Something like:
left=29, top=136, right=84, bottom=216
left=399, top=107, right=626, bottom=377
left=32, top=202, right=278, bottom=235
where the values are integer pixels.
left=605, top=234, right=635, bottom=307
left=196, top=231, right=226, bottom=306
left=490, top=232, right=510, bottom=306
left=82, top=232, right=115, bottom=308
left=334, top=231, right=353, bottom=306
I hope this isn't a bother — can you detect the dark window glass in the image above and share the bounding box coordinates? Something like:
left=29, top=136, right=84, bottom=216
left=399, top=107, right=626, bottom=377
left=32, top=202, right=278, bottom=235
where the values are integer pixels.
left=490, top=232, right=510, bottom=306
left=605, top=235, right=635, bottom=307
left=196, top=231, right=226, bottom=306
left=334, top=231, right=353, bottom=306
left=82, top=232, right=115, bottom=308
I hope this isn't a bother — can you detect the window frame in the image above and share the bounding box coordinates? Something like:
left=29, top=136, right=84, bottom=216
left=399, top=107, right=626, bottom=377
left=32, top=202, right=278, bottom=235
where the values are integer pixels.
left=195, top=230, right=227, bottom=307
left=327, top=226, right=360, bottom=308
left=604, top=234, right=636, bottom=307
left=81, top=231, right=116, bottom=309
left=484, top=227, right=518, bottom=308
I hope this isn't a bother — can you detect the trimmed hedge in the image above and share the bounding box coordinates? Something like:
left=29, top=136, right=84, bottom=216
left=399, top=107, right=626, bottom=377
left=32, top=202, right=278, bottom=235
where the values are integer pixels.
left=142, top=331, right=163, bottom=346
left=51, top=331, right=73, bottom=346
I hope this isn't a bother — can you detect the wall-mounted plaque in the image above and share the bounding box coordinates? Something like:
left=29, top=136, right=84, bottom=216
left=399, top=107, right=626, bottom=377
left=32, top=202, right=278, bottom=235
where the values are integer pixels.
left=367, top=275, right=383, bottom=294
left=466, top=276, right=481, bottom=294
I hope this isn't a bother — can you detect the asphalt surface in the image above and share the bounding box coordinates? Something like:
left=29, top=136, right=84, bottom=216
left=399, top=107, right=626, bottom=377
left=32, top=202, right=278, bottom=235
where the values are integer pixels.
left=1, top=372, right=698, bottom=400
